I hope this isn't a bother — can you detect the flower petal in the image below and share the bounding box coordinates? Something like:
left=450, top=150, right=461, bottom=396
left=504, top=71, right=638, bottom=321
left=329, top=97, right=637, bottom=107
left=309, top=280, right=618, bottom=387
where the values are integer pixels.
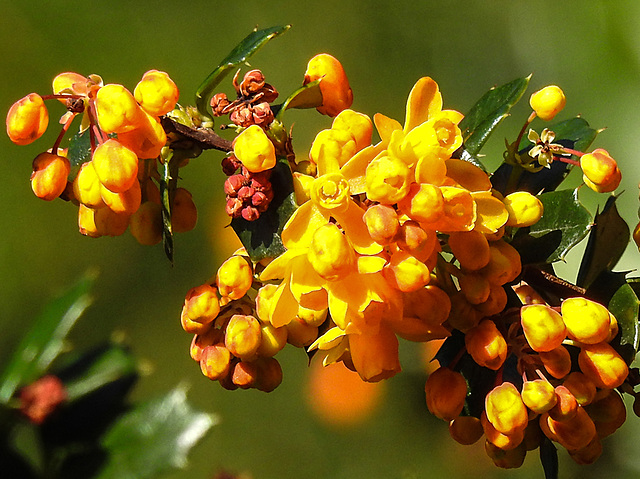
left=373, top=113, right=402, bottom=146
left=281, top=201, right=328, bottom=250
left=334, top=200, right=383, bottom=255
left=404, top=77, right=442, bottom=133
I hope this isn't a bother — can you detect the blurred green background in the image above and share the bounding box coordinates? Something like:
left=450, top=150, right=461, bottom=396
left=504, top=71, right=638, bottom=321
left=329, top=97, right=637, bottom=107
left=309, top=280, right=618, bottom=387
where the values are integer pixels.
left=3, top=1, right=640, bottom=478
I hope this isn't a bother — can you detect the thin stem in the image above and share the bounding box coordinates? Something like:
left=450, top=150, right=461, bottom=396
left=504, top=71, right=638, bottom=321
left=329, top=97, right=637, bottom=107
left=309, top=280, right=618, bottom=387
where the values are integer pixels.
left=51, top=114, right=77, bottom=154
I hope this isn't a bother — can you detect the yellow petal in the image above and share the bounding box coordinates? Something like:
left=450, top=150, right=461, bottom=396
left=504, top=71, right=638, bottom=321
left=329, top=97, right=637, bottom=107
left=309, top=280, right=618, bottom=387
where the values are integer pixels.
left=444, top=159, right=492, bottom=192
left=289, top=254, right=325, bottom=301
left=270, top=279, right=300, bottom=328
left=341, top=143, right=385, bottom=195
left=404, top=77, right=443, bottom=133
left=357, top=255, right=387, bottom=274
left=259, top=248, right=304, bottom=281
left=308, top=326, right=346, bottom=351
left=333, top=200, right=383, bottom=255
left=473, top=191, right=510, bottom=235
left=281, top=201, right=328, bottom=250
left=373, top=113, right=402, bottom=146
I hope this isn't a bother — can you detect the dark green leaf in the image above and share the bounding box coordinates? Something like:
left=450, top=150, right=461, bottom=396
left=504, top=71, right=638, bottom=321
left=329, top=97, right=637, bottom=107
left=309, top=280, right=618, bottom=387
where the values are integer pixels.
left=523, top=188, right=592, bottom=263
left=231, top=158, right=298, bottom=262
left=540, top=437, right=559, bottom=479
left=608, top=282, right=640, bottom=365
left=63, top=345, right=138, bottom=403
left=543, top=117, right=598, bottom=154
left=96, top=386, right=216, bottom=479
left=68, top=129, right=92, bottom=168
left=576, top=195, right=629, bottom=288
left=459, top=75, right=530, bottom=158
left=0, top=273, right=95, bottom=404
left=275, top=79, right=322, bottom=120
left=195, top=25, right=291, bottom=119
left=160, top=154, right=180, bottom=265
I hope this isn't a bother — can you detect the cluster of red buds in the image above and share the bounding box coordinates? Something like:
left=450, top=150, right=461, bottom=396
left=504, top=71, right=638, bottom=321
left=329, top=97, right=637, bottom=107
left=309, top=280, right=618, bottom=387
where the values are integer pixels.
left=223, top=161, right=274, bottom=221
left=210, top=69, right=278, bottom=128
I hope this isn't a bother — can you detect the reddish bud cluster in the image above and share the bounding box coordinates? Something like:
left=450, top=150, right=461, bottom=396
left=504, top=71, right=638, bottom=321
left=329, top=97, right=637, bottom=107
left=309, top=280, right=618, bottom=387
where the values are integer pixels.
left=210, top=69, right=278, bottom=128
left=223, top=165, right=274, bottom=221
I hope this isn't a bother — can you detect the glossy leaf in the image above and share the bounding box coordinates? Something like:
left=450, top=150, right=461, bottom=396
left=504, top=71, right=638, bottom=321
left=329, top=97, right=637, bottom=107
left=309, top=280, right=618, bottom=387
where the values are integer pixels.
left=64, top=345, right=138, bottom=403
left=231, top=158, right=298, bottom=262
left=160, top=153, right=180, bottom=265
left=459, top=75, right=530, bottom=158
left=195, top=25, right=290, bottom=119
left=540, top=437, right=559, bottom=479
left=514, top=188, right=592, bottom=263
left=275, top=79, right=323, bottom=120
left=67, top=129, right=92, bottom=168
left=96, top=386, right=217, bottom=479
left=0, top=273, right=94, bottom=404
left=609, top=282, right=640, bottom=365
left=576, top=195, right=629, bottom=289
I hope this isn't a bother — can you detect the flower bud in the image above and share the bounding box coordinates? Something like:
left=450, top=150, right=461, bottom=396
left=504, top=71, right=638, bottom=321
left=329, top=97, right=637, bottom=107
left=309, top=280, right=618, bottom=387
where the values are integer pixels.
left=254, top=357, right=283, bottom=392
left=578, top=342, right=628, bottom=389
left=563, top=372, right=596, bottom=406
left=395, top=220, right=437, bottom=261
left=448, top=230, right=491, bottom=271
left=464, top=319, right=507, bottom=370
left=225, top=314, right=262, bottom=360
left=94, top=207, right=129, bottom=237
left=521, top=379, right=557, bottom=414
left=350, top=325, right=401, bottom=382
left=101, top=180, right=141, bottom=215
left=425, top=367, right=467, bottom=421
left=484, top=441, right=527, bottom=469
left=568, top=436, right=602, bottom=465
left=539, top=345, right=572, bottom=379
left=585, top=389, right=626, bottom=438
left=543, top=407, right=596, bottom=451
left=548, top=385, right=578, bottom=421
left=257, top=323, right=288, bottom=357
left=304, top=53, right=353, bottom=117
left=580, top=149, right=621, bottom=193
left=307, top=223, right=356, bottom=281
left=331, top=109, right=373, bottom=152
left=134, top=69, right=179, bottom=117
left=95, top=83, right=144, bottom=134
left=78, top=204, right=101, bottom=238
left=233, top=124, right=277, bottom=173
left=383, top=250, right=431, bottom=293
left=199, top=344, right=231, bottom=381
left=231, top=360, right=258, bottom=389
left=363, top=204, right=399, bottom=245
left=481, top=412, right=525, bottom=451
left=285, top=317, right=318, bottom=347
left=6, top=93, right=49, bottom=145
left=529, top=85, right=566, bottom=121
left=520, top=304, right=566, bottom=352
left=397, top=183, right=445, bottom=224
left=485, top=382, right=529, bottom=436
left=130, top=201, right=163, bottom=245
left=561, top=297, right=611, bottom=344
left=479, top=240, right=521, bottom=286
left=172, top=187, right=198, bottom=233
left=183, top=284, right=218, bottom=322
left=459, top=273, right=491, bottom=305
left=216, top=254, right=253, bottom=300
left=73, top=161, right=105, bottom=208
left=30, top=152, right=70, bottom=201
left=92, top=139, right=139, bottom=193
left=504, top=191, right=544, bottom=227
left=449, top=416, right=484, bottom=445
left=116, top=110, right=167, bottom=160
left=365, top=154, right=411, bottom=204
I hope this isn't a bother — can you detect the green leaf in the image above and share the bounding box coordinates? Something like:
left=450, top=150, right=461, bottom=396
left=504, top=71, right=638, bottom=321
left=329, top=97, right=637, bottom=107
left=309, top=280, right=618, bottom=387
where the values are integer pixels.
left=543, top=117, right=598, bottom=154
left=160, top=153, right=180, bottom=265
left=96, top=386, right=217, bottom=479
left=459, top=75, right=531, bottom=158
left=68, top=129, right=92, bottom=168
left=609, top=282, right=640, bottom=365
left=195, top=25, right=291, bottom=119
left=518, top=188, right=592, bottom=263
left=275, top=79, right=323, bottom=120
left=63, top=345, right=138, bottom=403
left=231, top=158, right=298, bottom=262
left=0, top=273, right=95, bottom=405
left=576, top=195, right=629, bottom=289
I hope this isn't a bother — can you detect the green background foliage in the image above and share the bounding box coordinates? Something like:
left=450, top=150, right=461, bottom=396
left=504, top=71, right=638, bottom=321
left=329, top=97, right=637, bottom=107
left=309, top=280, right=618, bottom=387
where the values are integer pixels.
left=2, top=1, right=640, bottom=478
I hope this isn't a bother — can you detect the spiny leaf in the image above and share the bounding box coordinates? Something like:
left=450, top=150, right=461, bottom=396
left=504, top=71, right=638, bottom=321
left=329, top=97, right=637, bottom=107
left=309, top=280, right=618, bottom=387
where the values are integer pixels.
left=514, top=188, right=592, bottom=263
left=577, top=195, right=629, bottom=289
left=275, top=79, right=322, bottom=120
left=0, top=273, right=95, bottom=404
left=459, top=75, right=530, bottom=159
left=609, top=282, right=640, bottom=365
left=96, top=386, right=217, bottom=479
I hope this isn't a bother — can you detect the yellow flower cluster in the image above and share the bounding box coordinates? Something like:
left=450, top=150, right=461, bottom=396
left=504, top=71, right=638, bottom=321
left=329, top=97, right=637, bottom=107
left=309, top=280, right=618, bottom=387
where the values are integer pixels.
left=6, top=70, right=196, bottom=244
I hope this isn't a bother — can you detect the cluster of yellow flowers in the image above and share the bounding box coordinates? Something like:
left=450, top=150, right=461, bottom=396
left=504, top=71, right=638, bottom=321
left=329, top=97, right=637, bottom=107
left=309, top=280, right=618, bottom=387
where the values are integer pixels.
left=6, top=70, right=197, bottom=244
left=6, top=43, right=635, bottom=472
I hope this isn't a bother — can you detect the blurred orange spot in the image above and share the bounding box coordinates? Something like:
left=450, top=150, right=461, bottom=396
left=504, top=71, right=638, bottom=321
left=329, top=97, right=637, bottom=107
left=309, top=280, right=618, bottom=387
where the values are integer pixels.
left=306, top=360, right=385, bottom=428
